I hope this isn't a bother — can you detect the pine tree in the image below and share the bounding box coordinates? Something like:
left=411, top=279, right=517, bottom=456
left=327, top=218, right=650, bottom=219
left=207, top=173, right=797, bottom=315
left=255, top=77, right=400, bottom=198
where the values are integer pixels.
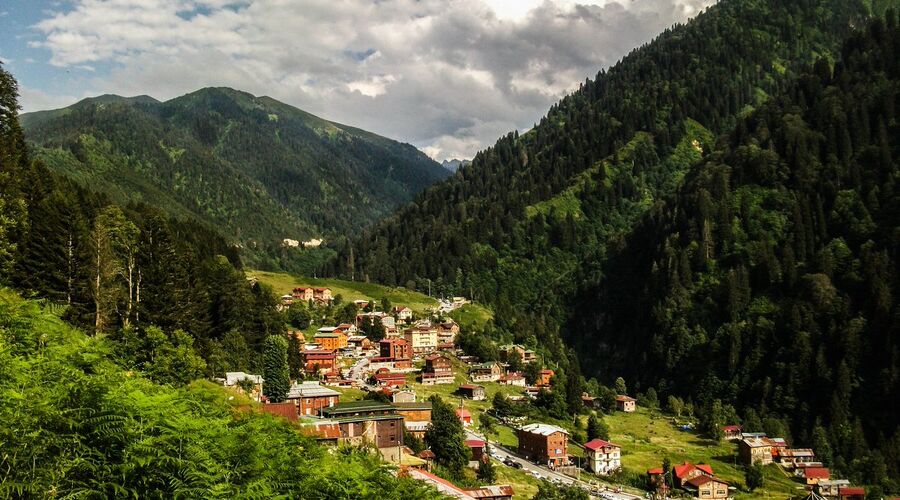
left=263, top=335, right=290, bottom=402
left=424, top=395, right=470, bottom=477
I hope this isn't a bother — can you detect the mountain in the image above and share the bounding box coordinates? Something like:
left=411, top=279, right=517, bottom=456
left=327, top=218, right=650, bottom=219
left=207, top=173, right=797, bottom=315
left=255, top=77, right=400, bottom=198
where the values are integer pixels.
left=571, top=18, right=899, bottom=487
left=329, top=0, right=900, bottom=488
left=20, top=88, right=450, bottom=269
left=441, top=158, right=470, bottom=172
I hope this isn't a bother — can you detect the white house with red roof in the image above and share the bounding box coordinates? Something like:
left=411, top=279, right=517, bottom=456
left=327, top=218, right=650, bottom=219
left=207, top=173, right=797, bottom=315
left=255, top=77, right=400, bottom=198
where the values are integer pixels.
left=584, top=439, right=621, bottom=475
left=673, top=462, right=715, bottom=488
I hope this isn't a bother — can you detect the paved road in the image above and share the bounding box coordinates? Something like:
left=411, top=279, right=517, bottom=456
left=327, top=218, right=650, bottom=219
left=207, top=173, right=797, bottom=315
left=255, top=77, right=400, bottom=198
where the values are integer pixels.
left=467, top=430, right=642, bottom=500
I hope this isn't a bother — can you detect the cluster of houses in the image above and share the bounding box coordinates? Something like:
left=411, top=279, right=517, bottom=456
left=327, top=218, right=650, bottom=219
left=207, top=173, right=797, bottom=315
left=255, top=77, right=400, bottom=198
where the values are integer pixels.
left=736, top=430, right=866, bottom=498
left=647, top=462, right=731, bottom=500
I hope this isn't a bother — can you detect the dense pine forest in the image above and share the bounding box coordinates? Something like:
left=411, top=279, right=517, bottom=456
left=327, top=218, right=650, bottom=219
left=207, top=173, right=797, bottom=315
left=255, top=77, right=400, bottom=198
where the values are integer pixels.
left=330, top=0, right=900, bottom=492
left=20, top=88, right=449, bottom=272
left=572, top=16, right=900, bottom=490
left=1, top=66, right=287, bottom=378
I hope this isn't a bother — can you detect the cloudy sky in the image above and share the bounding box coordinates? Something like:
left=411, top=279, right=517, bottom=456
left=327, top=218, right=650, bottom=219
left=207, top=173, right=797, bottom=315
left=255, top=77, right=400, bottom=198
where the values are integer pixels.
left=0, top=0, right=713, bottom=161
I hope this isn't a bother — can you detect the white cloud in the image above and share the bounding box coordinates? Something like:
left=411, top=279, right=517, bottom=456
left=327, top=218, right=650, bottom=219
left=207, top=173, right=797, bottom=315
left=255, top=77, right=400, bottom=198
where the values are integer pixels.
left=26, top=0, right=714, bottom=161
left=18, top=85, right=80, bottom=113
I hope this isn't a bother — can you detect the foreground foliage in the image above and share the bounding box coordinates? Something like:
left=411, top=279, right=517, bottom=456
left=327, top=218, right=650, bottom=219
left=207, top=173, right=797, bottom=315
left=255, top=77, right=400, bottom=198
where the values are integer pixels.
left=0, top=290, right=440, bottom=498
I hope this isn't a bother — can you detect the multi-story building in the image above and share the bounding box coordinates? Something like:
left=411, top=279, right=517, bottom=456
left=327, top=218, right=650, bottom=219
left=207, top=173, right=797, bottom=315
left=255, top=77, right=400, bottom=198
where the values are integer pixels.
left=303, top=349, right=336, bottom=375
left=739, top=437, right=773, bottom=465
left=404, top=325, right=438, bottom=355
left=584, top=439, right=621, bottom=475
left=517, top=423, right=569, bottom=468
left=470, top=362, right=503, bottom=382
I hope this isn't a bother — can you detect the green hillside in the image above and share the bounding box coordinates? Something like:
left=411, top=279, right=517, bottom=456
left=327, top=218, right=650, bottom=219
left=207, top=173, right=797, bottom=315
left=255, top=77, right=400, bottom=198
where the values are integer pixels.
left=20, top=88, right=450, bottom=270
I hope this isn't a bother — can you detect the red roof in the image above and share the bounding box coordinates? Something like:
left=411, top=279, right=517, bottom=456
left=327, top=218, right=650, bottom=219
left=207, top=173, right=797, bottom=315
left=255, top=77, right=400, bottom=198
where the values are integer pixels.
left=805, top=467, right=830, bottom=479
left=456, top=408, right=471, bottom=418
left=459, top=384, right=482, bottom=390
left=840, top=487, right=866, bottom=496
left=616, top=395, right=636, bottom=402
left=418, top=450, right=436, bottom=459
left=584, top=439, right=619, bottom=451
left=722, top=425, right=742, bottom=432
left=674, top=462, right=714, bottom=479
left=465, top=439, right=486, bottom=448
left=647, top=468, right=664, bottom=475
left=686, top=475, right=726, bottom=488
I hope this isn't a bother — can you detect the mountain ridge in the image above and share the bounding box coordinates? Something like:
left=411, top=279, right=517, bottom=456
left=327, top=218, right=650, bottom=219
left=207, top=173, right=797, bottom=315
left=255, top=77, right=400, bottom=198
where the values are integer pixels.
left=21, top=87, right=450, bottom=270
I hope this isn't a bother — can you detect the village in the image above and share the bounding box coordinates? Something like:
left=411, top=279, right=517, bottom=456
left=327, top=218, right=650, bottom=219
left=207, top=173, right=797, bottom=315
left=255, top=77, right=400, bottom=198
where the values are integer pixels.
left=221, top=282, right=873, bottom=500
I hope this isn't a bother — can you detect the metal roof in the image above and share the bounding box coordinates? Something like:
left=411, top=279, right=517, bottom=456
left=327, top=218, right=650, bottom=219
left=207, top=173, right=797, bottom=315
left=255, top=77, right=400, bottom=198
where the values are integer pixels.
left=519, top=423, right=569, bottom=436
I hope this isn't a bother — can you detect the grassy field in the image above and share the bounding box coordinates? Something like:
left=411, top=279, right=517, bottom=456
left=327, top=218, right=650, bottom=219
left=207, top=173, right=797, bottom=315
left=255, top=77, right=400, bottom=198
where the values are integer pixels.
left=448, top=303, right=494, bottom=331
left=603, top=408, right=805, bottom=499
left=248, top=270, right=439, bottom=313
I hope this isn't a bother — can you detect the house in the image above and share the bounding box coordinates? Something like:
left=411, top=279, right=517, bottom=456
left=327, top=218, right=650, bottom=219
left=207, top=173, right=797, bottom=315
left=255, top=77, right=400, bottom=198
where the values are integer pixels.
left=499, top=344, right=536, bottom=364
left=838, top=487, right=866, bottom=500
left=673, top=462, right=715, bottom=488
left=353, top=299, right=371, bottom=309
left=380, top=338, right=411, bottom=361
left=500, top=372, right=526, bottom=387
left=223, top=372, right=264, bottom=401
left=463, top=485, right=514, bottom=499
left=538, top=369, right=555, bottom=387
left=584, top=439, right=621, bottom=475
left=393, top=306, right=413, bottom=322
left=517, top=423, right=569, bottom=468
left=437, top=320, right=460, bottom=343
left=458, top=384, right=486, bottom=401
left=739, top=437, right=773, bottom=465
left=392, top=390, right=417, bottom=403
left=722, top=424, right=743, bottom=440
left=346, top=335, right=370, bottom=351
left=647, top=468, right=665, bottom=486
left=466, top=439, right=487, bottom=463
left=764, top=436, right=788, bottom=459
left=313, top=287, right=332, bottom=304
left=780, top=448, right=815, bottom=468
left=314, top=327, right=348, bottom=350
left=306, top=401, right=404, bottom=449
left=421, top=354, right=455, bottom=385
left=373, top=371, right=408, bottom=387
left=337, top=323, right=358, bottom=335
left=817, top=479, right=851, bottom=497
left=393, top=401, right=432, bottom=439
left=393, top=402, right=432, bottom=422
left=293, top=287, right=314, bottom=302
left=285, top=381, right=341, bottom=416
left=615, top=395, right=637, bottom=412
left=470, top=362, right=503, bottom=383
left=456, top=408, right=473, bottom=426
left=804, top=467, right=831, bottom=485
left=581, top=394, right=599, bottom=409
left=683, top=475, right=729, bottom=499
left=404, top=325, right=439, bottom=355
left=303, top=349, right=336, bottom=375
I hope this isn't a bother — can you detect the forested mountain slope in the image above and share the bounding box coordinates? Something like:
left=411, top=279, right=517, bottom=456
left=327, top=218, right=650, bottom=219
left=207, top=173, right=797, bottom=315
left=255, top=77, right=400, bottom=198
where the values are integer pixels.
left=329, top=0, right=899, bottom=490
left=1, top=65, right=287, bottom=378
left=331, top=0, right=883, bottom=358
left=21, top=88, right=449, bottom=269
left=571, top=17, right=900, bottom=488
